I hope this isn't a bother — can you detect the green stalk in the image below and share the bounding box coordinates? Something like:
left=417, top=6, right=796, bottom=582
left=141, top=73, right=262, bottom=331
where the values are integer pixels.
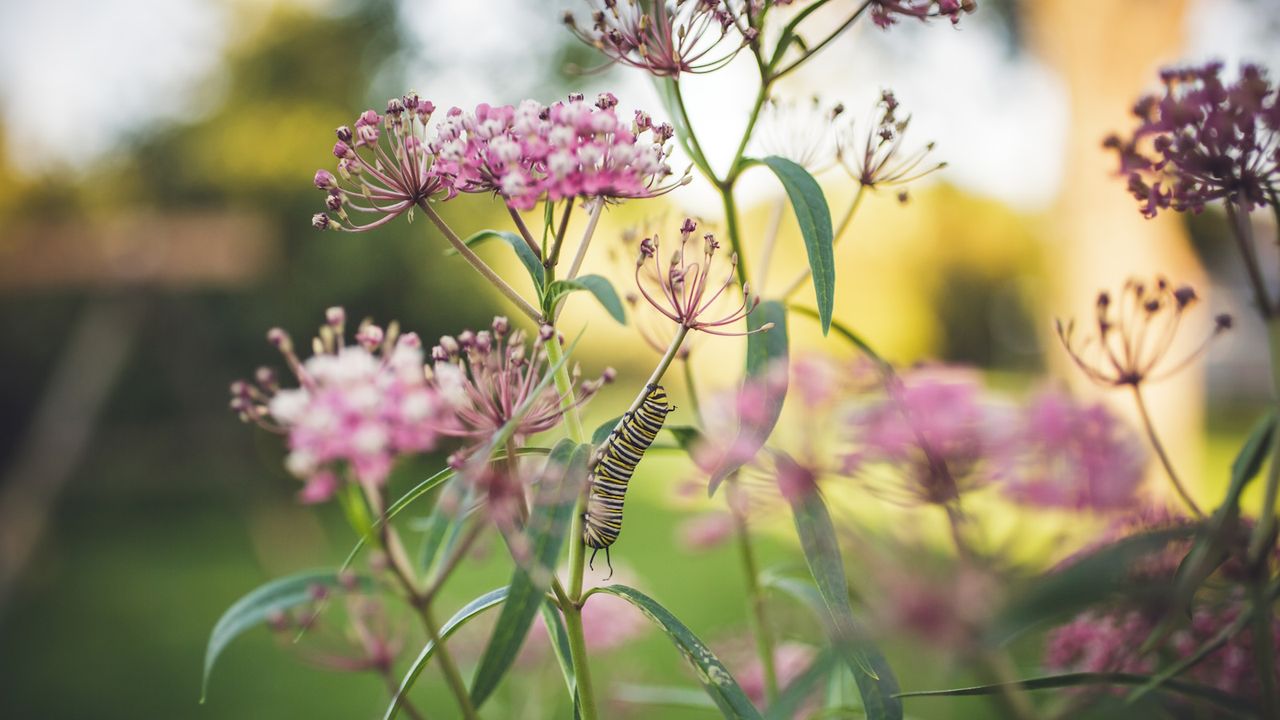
left=731, top=483, right=779, bottom=703
left=1131, top=385, right=1204, bottom=518
left=1249, top=578, right=1278, bottom=717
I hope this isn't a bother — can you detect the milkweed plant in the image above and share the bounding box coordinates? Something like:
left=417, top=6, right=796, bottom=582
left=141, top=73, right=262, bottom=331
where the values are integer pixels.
left=204, top=2, right=1280, bottom=718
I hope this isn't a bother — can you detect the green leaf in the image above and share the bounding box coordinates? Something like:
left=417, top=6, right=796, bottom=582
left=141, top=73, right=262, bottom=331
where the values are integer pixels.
left=540, top=602, right=582, bottom=719
left=787, top=490, right=902, bottom=720
left=451, top=229, right=545, bottom=289
left=708, top=300, right=789, bottom=496
left=201, top=570, right=371, bottom=700
left=470, top=441, right=590, bottom=707
left=666, top=425, right=704, bottom=454
left=593, top=584, right=765, bottom=719
left=766, top=648, right=837, bottom=720
left=385, top=587, right=509, bottom=720
left=897, top=672, right=1257, bottom=717
left=990, top=525, right=1198, bottom=645
left=756, top=157, right=834, bottom=334
left=544, top=275, right=627, bottom=324
left=592, top=415, right=623, bottom=446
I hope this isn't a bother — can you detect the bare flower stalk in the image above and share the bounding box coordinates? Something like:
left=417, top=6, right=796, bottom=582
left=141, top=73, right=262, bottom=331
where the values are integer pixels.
left=1131, top=385, right=1203, bottom=517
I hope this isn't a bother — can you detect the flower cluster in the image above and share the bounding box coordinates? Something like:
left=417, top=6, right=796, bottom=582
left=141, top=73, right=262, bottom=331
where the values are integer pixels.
left=313, top=93, right=448, bottom=232
left=563, top=0, right=754, bottom=77
left=635, top=218, right=767, bottom=335
left=1046, top=602, right=1280, bottom=700
left=1105, top=62, right=1280, bottom=217
left=430, top=93, right=683, bottom=210
left=839, top=90, right=945, bottom=198
left=754, top=96, right=846, bottom=173
left=1057, top=277, right=1231, bottom=388
left=842, top=366, right=996, bottom=505
left=993, top=390, right=1146, bottom=512
left=265, top=576, right=405, bottom=674
left=229, top=308, right=445, bottom=503
left=429, top=317, right=612, bottom=462
left=869, top=0, right=978, bottom=29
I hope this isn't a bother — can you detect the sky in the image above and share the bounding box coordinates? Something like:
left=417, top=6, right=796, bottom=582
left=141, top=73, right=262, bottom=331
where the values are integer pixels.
left=0, top=0, right=1277, bottom=209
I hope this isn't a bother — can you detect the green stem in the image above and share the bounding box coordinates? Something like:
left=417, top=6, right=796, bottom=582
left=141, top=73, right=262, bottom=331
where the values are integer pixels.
left=731, top=483, right=778, bottom=703
left=1131, top=384, right=1204, bottom=518
left=1249, top=578, right=1278, bottom=717
left=672, top=81, right=716, bottom=182
left=721, top=189, right=750, bottom=287
left=772, top=2, right=873, bottom=80
left=681, top=354, right=703, bottom=425
left=1250, top=317, right=1280, bottom=562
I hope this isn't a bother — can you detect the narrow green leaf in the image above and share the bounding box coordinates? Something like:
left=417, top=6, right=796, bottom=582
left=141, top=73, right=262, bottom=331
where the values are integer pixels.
left=202, top=570, right=371, bottom=700
left=766, top=648, right=837, bottom=720
left=592, top=415, right=623, bottom=446
left=544, top=275, right=627, bottom=324
left=540, top=602, right=582, bottom=719
left=470, top=441, right=590, bottom=707
left=897, top=672, right=1257, bottom=717
left=787, top=490, right=902, bottom=720
left=990, top=525, right=1198, bottom=645
left=666, top=425, right=704, bottom=454
left=451, top=229, right=545, bottom=289
left=384, top=587, right=509, bottom=720
left=708, top=300, right=789, bottom=496
left=593, top=584, right=765, bottom=719
left=757, top=156, right=834, bottom=334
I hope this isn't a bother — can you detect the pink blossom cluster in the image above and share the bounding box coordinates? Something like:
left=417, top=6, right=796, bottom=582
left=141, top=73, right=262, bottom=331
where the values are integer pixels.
left=1106, top=62, right=1280, bottom=217
left=429, top=317, right=612, bottom=462
left=992, top=390, right=1146, bottom=511
left=230, top=308, right=445, bottom=503
left=869, top=0, right=978, bottom=28
left=428, top=93, right=682, bottom=210
left=1046, top=602, right=1280, bottom=700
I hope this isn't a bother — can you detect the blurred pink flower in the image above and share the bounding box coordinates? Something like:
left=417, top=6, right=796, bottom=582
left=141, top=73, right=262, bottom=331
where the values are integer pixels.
left=863, top=552, right=999, bottom=653
left=677, top=511, right=737, bottom=551
left=230, top=308, right=446, bottom=501
left=266, top=579, right=406, bottom=674
left=842, top=366, right=996, bottom=505
left=692, top=360, right=788, bottom=477
left=993, top=390, right=1146, bottom=512
left=737, top=642, right=817, bottom=710
left=527, top=566, right=650, bottom=657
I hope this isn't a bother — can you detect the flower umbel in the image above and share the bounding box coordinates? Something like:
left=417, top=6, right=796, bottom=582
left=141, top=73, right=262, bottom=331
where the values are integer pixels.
left=1056, top=278, right=1231, bottom=388
left=314, top=93, right=448, bottom=232
left=229, top=308, right=444, bottom=502
left=634, top=218, right=767, bottom=335
left=430, top=317, right=612, bottom=461
left=869, top=0, right=977, bottom=29
left=564, top=0, right=755, bottom=78
left=838, top=90, right=945, bottom=197
left=753, top=96, right=846, bottom=173
left=1105, top=62, right=1280, bottom=217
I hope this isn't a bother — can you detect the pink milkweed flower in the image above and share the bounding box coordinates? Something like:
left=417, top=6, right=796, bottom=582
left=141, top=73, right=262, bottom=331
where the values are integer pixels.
left=838, top=91, right=945, bottom=198
left=429, top=317, right=613, bottom=460
left=1056, top=277, right=1231, bottom=389
left=563, top=0, right=755, bottom=78
left=1105, top=62, right=1280, bottom=217
left=869, top=0, right=977, bottom=29
left=313, top=93, right=451, bottom=232
left=863, top=552, right=999, bottom=653
left=993, top=390, right=1147, bottom=512
left=429, top=93, right=687, bottom=211
left=634, top=218, right=770, bottom=336
left=736, top=642, right=818, bottom=711
left=229, top=308, right=446, bottom=502
left=677, top=511, right=737, bottom=551
left=526, top=565, right=650, bottom=656
left=841, top=365, right=998, bottom=506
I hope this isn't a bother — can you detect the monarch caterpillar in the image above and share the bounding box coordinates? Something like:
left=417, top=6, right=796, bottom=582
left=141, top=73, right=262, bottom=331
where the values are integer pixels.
left=583, top=383, right=674, bottom=576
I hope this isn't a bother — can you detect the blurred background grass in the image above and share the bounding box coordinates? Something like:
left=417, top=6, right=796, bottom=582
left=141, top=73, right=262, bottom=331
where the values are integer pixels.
left=1, top=0, right=1279, bottom=718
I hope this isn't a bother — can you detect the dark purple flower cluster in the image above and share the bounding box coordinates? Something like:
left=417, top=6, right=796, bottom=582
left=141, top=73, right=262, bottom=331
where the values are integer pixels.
left=870, top=0, right=977, bottom=29
left=1105, top=62, right=1280, bottom=217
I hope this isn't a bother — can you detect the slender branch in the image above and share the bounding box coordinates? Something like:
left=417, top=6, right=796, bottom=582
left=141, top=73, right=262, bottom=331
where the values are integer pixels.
left=1225, top=200, right=1273, bottom=318
left=1250, top=578, right=1278, bottom=717
left=672, top=80, right=718, bottom=183
left=505, top=204, right=543, bottom=261
left=772, top=2, right=873, bottom=80
left=565, top=199, right=605, bottom=283
left=681, top=355, right=703, bottom=425
left=1249, top=317, right=1280, bottom=562
left=422, top=519, right=486, bottom=603
left=548, top=199, right=576, bottom=269
left=730, top=482, right=778, bottom=703
left=418, top=200, right=542, bottom=321
left=381, top=668, right=429, bottom=720
left=1130, top=385, right=1204, bottom=517
left=721, top=189, right=751, bottom=287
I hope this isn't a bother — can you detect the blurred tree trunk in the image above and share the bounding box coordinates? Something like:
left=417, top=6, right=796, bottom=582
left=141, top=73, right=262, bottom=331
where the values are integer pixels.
left=1026, top=0, right=1211, bottom=510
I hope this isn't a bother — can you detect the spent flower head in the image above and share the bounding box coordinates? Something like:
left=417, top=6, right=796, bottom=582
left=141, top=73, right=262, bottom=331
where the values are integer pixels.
left=993, top=390, right=1147, bottom=512
left=313, top=93, right=449, bottom=232
left=429, top=93, right=685, bottom=210
left=229, top=308, right=445, bottom=502
left=634, top=218, right=768, bottom=335
left=564, top=0, right=755, bottom=78
left=429, top=317, right=612, bottom=462
left=1105, top=62, right=1280, bottom=217
left=265, top=578, right=405, bottom=674
left=1056, top=277, right=1231, bottom=388
left=753, top=95, right=846, bottom=173
left=869, top=0, right=977, bottom=29
left=838, top=90, right=945, bottom=197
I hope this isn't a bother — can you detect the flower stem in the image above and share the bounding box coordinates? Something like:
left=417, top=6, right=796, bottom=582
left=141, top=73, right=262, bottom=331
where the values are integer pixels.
left=781, top=184, right=867, bottom=301
left=1130, top=384, right=1203, bottom=517
left=772, top=2, right=872, bottom=80
left=1249, top=317, right=1280, bottom=562
left=730, top=482, right=778, bottom=703
left=418, top=200, right=542, bottom=322
left=1249, top=578, right=1278, bottom=717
